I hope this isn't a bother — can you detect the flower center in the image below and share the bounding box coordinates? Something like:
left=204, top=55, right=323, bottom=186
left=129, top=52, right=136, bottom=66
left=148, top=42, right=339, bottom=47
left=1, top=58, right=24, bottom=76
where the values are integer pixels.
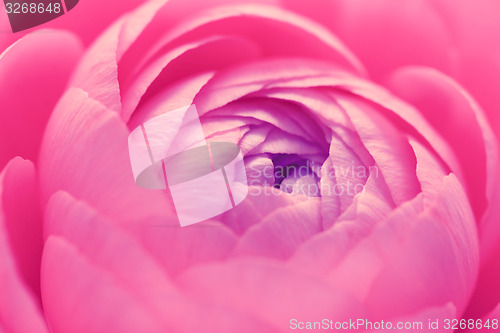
left=271, top=154, right=322, bottom=197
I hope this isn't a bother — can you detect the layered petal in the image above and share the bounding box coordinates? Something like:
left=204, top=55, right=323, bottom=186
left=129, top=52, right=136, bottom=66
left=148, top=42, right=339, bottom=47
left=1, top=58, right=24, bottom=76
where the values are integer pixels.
left=0, top=159, right=47, bottom=333
left=42, top=191, right=277, bottom=332
left=0, top=158, right=43, bottom=298
left=39, top=87, right=174, bottom=225
left=177, top=258, right=366, bottom=329
left=0, top=30, right=83, bottom=169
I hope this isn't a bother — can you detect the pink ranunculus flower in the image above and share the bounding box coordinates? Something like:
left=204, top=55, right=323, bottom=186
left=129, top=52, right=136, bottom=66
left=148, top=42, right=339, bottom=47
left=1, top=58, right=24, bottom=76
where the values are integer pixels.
left=0, top=0, right=499, bottom=332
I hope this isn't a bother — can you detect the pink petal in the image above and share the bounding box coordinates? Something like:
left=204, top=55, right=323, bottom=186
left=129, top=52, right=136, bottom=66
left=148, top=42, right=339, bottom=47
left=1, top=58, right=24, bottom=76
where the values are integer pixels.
left=137, top=217, right=239, bottom=277
left=244, top=155, right=275, bottom=186
left=1, top=158, right=43, bottom=299
left=253, top=88, right=376, bottom=167
left=121, top=35, right=261, bottom=118
left=0, top=30, right=83, bottom=169
left=232, top=197, right=322, bottom=260
left=325, top=135, right=369, bottom=216
left=430, top=0, right=500, bottom=146
left=194, top=58, right=358, bottom=115
left=466, top=233, right=500, bottom=319
left=220, top=186, right=310, bottom=234
left=177, top=259, right=365, bottom=328
left=284, top=0, right=453, bottom=81
left=409, top=139, right=450, bottom=204
left=289, top=169, right=394, bottom=275
left=117, top=0, right=281, bottom=81
left=42, top=192, right=276, bottom=332
left=388, top=67, right=500, bottom=255
left=123, top=3, right=364, bottom=81
left=0, top=0, right=148, bottom=53
left=70, top=0, right=168, bottom=114
left=329, top=174, right=477, bottom=319
left=120, top=1, right=365, bottom=121
left=336, top=92, right=421, bottom=205
left=127, top=72, right=214, bottom=130
left=42, top=237, right=172, bottom=333
left=469, top=302, right=500, bottom=333
left=39, top=87, right=174, bottom=225
left=204, top=97, right=328, bottom=147
left=247, top=127, right=325, bottom=156
left=0, top=163, right=47, bottom=333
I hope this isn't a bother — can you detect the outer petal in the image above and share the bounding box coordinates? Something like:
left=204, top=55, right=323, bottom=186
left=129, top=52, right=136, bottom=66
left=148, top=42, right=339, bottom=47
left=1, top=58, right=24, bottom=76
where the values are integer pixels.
left=137, top=216, right=239, bottom=277
left=466, top=238, right=500, bottom=320
left=39, top=87, right=174, bottom=225
left=42, top=192, right=277, bottom=332
left=70, top=0, right=169, bottom=113
left=291, top=139, right=477, bottom=320
left=0, top=158, right=43, bottom=298
left=389, top=67, right=500, bottom=318
left=0, top=160, right=47, bottom=333
left=332, top=174, right=477, bottom=319
left=0, top=30, right=83, bottom=169
left=284, top=0, right=453, bottom=81
left=388, top=67, right=499, bottom=228
left=42, top=192, right=177, bottom=332
left=177, top=258, right=366, bottom=329
left=469, top=302, right=500, bottom=333
left=0, top=0, right=147, bottom=52
left=429, top=0, right=500, bottom=147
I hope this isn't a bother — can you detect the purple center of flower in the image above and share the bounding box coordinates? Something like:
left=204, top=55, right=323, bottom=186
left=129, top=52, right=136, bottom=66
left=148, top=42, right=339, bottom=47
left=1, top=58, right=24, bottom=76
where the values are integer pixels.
left=271, top=154, right=322, bottom=197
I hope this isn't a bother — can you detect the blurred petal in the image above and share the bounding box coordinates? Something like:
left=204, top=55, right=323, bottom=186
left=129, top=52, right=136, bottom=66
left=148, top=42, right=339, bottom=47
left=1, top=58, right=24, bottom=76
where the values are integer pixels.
left=469, top=302, right=500, bottom=333
left=0, top=0, right=148, bottom=53
left=137, top=218, right=238, bottom=277
left=1, top=158, right=43, bottom=299
left=70, top=0, right=168, bottom=113
left=42, top=191, right=276, bottom=332
left=0, top=30, right=83, bottom=169
left=39, top=87, right=174, bottom=225
left=429, top=0, right=500, bottom=146
left=177, top=259, right=365, bottom=328
left=466, top=236, right=500, bottom=319
left=388, top=67, right=500, bottom=255
left=330, top=174, right=477, bottom=319
left=121, top=35, right=260, bottom=118
left=233, top=198, right=322, bottom=260
left=42, top=237, right=172, bottom=333
left=0, top=162, right=47, bottom=333
left=124, top=3, right=365, bottom=81
left=128, top=72, right=214, bottom=129
left=289, top=169, right=394, bottom=276
left=284, top=0, right=453, bottom=81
